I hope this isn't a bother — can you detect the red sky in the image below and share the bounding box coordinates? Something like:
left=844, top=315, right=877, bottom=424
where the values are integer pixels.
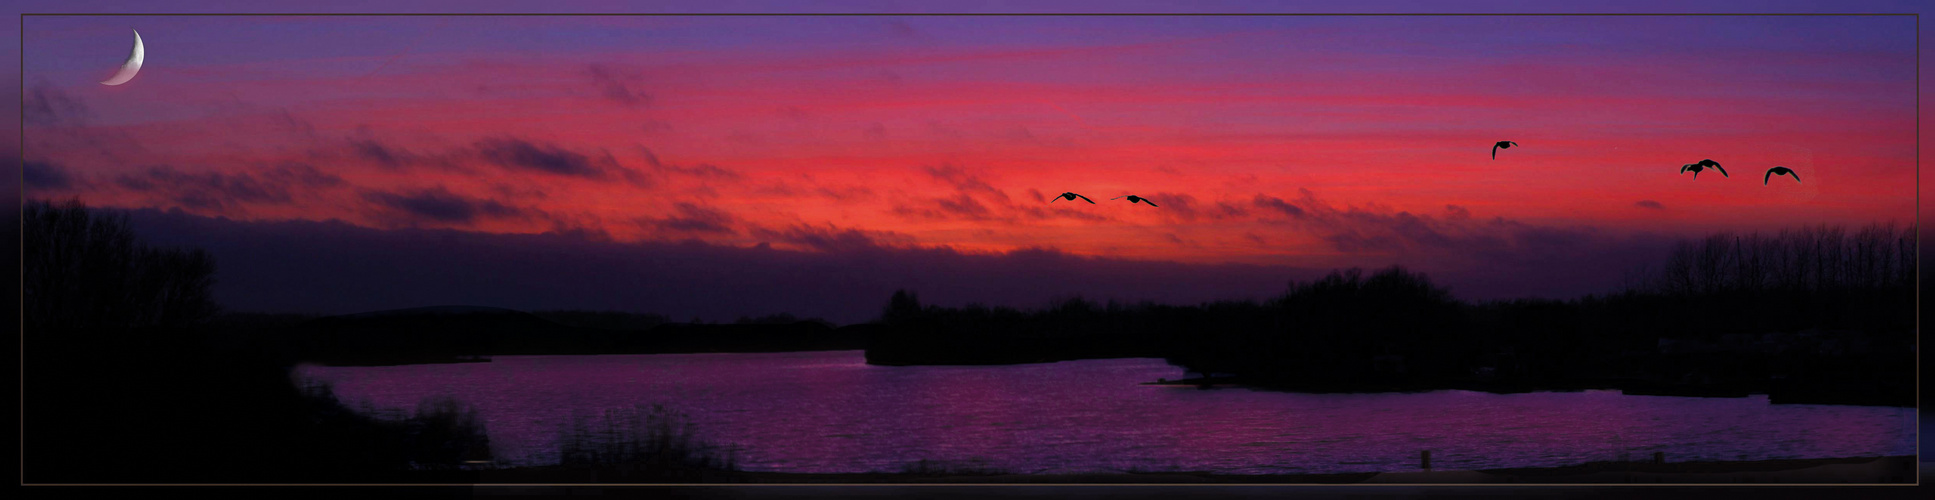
left=18, top=13, right=1917, bottom=314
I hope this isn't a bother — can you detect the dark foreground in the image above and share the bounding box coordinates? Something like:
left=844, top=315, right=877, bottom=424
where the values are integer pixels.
left=1140, top=376, right=1914, bottom=407
left=468, top=455, right=1917, bottom=484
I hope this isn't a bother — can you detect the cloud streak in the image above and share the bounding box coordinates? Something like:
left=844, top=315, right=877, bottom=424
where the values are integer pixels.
left=892, top=164, right=1110, bottom=224
left=23, top=161, right=78, bottom=190
left=748, top=222, right=916, bottom=252
left=638, top=202, right=739, bottom=235
left=23, top=80, right=89, bottom=128
left=1233, top=188, right=1679, bottom=297
left=638, top=147, right=742, bottom=181
left=360, top=186, right=531, bottom=225
left=473, top=137, right=648, bottom=186
left=112, top=164, right=345, bottom=212
left=585, top=63, right=653, bottom=108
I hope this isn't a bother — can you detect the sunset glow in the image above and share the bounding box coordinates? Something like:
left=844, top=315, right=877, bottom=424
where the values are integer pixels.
left=22, top=14, right=1917, bottom=316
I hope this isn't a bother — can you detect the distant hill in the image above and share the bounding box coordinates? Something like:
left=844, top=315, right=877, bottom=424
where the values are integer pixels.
left=651, top=322, right=863, bottom=353
left=306, top=305, right=566, bottom=333
left=290, top=306, right=865, bottom=365
left=331, top=305, right=538, bottom=320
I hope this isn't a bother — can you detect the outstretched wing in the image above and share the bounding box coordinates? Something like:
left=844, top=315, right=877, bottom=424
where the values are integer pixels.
left=1076, top=194, right=1095, bottom=204
left=1492, top=144, right=1499, bottom=159
left=1145, top=200, right=1158, bottom=207
left=1711, top=164, right=1727, bottom=177
left=1680, top=164, right=1690, bottom=174
left=1764, top=170, right=1773, bottom=185
left=1111, top=195, right=1125, bottom=200
left=1051, top=196, right=1060, bottom=203
left=1509, top=141, right=1518, bottom=147
left=1790, top=170, right=1799, bottom=184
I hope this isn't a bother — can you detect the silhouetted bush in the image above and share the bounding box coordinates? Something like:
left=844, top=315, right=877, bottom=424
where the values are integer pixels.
left=1265, top=266, right=1471, bottom=382
left=292, top=383, right=496, bottom=472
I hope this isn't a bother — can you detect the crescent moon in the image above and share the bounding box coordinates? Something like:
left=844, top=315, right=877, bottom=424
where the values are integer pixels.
left=101, top=29, right=143, bottom=86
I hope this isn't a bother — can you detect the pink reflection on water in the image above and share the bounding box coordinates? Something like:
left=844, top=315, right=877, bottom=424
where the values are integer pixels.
left=293, top=351, right=1915, bottom=474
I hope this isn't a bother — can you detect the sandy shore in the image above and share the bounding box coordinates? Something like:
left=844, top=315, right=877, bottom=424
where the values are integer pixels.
left=473, top=455, right=1917, bottom=484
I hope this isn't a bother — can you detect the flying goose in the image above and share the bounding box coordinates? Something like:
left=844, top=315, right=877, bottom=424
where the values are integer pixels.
left=1052, top=192, right=1095, bottom=204
left=1681, top=159, right=1727, bottom=179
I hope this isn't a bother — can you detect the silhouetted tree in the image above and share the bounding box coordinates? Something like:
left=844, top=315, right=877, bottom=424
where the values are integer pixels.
left=883, top=289, right=923, bottom=324
left=23, top=198, right=219, bottom=334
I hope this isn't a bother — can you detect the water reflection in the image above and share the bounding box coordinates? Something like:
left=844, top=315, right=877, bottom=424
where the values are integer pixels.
left=295, top=350, right=1915, bottom=474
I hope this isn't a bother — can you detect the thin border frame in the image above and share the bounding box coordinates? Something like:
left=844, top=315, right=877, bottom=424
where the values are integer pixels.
left=11, top=10, right=1919, bottom=488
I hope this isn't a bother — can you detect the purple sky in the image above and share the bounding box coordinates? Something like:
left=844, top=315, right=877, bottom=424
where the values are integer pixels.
left=5, top=1, right=1929, bottom=325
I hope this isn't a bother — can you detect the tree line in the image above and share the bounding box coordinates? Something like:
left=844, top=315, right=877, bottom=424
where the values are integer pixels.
left=1640, top=223, right=1914, bottom=296
left=869, top=221, right=1915, bottom=404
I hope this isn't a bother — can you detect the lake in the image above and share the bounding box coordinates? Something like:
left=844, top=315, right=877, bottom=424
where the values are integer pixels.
left=292, top=350, right=1916, bottom=475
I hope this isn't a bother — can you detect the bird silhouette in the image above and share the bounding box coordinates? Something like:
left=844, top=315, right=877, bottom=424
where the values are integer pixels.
left=1051, top=192, right=1095, bottom=204
left=1492, top=140, right=1518, bottom=160
left=1696, top=159, right=1727, bottom=176
left=1112, top=195, right=1158, bottom=207
left=1681, top=159, right=1727, bottom=179
left=1764, top=166, right=1799, bottom=185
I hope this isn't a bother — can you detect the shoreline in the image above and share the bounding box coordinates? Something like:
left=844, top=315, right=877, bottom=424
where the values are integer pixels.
left=308, top=355, right=493, bottom=367
left=1143, top=376, right=1913, bottom=408
left=470, top=455, right=1918, bottom=484
left=302, top=355, right=1913, bottom=408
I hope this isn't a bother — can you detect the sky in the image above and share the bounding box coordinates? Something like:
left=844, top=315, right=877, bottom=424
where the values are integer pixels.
left=5, top=1, right=1925, bottom=324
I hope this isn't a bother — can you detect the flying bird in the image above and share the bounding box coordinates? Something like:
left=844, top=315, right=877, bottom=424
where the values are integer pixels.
left=1681, top=159, right=1727, bottom=179
left=1052, top=192, right=1095, bottom=204
left=1695, top=159, right=1727, bottom=176
left=1112, top=195, right=1158, bottom=207
left=1764, top=166, right=1800, bottom=185
left=1492, top=141, right=1518, bottom=160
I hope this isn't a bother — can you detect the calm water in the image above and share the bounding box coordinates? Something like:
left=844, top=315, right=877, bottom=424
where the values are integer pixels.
left=293, top=350, right=1916, bottom=475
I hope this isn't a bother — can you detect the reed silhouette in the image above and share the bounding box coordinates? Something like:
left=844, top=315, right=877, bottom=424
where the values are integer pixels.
left=555, top=404, right=737, bottom=473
